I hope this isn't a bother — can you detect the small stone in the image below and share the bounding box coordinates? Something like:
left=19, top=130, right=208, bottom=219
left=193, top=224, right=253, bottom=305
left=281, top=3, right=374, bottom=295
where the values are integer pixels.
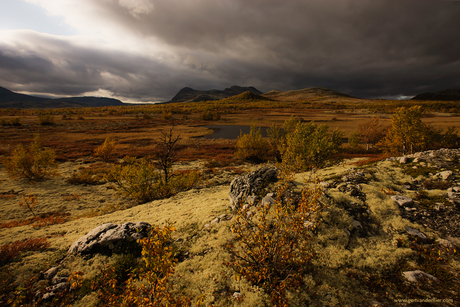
left=391, top=195, right=414, bottom=207
left=46, top=282, right=70, bottom=293
left=320, top=181, right=331, bottom=188
left=262, top=194, right=275, bottom=206
left=437, top=170, right=453, bottom=180
left=43, top=267, right=59, bottom=280
left=351, top=220, right=362, bottom=230
left=436, top=239, right=454, bottom=248
left=233, top=292, right=242, bottom=299
left=447, top=191, right=457, bottom=199
left=400, top=157, right=410, bottom=164
left=434, top=203, right=446, bottom=211
left=453, top=187, right=460, bottom=192
left=405, top=226, right=428, bottom=241
left=402, top=270, right=439, bottom=283
left=303, top=221, right=314, bottom=230
left=51, top=276, right=68, bottom=285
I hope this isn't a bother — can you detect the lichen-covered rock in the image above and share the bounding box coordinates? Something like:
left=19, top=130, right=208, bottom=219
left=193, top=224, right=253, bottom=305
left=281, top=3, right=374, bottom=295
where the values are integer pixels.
left=228, top=167, right=278, bottom=210
left=68, top=222, right=151, bottom=255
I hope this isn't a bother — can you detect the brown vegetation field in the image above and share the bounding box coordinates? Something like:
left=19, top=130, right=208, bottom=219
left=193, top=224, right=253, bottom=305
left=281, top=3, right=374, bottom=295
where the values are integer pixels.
left=1, top=97, right=460, bottom=306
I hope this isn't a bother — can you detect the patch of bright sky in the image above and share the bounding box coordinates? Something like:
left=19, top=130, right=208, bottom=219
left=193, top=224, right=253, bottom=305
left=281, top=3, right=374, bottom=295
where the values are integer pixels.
left=0, top=0, right=77, bottom=36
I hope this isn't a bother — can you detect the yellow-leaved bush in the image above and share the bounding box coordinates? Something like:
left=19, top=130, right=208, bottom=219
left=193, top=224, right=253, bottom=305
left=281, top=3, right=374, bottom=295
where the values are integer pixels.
left=225, top=172, right=324, bottom=306
left=93, top=223, right=194, bottom=306
left=2, top=134, right=58, bottom=181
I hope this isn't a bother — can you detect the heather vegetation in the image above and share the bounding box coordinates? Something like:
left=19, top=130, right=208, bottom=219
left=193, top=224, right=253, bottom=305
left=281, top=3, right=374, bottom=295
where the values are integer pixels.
left=0, top=96, right=460, bottom=306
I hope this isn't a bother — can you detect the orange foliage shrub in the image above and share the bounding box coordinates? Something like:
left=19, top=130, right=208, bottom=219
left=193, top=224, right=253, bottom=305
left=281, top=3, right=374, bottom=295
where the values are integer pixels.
left=226, top=173, right=324, bottom=306
left=94, top=137, right=117, bottom=162
left=92, top=224, right=194, bottom=306
left=2, top=134, right=58, bottom=181
left=0, top=237, right=49, bottom=266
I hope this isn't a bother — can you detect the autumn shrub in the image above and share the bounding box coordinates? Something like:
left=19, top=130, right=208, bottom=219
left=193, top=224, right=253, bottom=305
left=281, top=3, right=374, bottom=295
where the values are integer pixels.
left=281, top=121, right=343, bottom=171
left=38, top=114, right=55, bottom=125
left=0, top=117, right=21, bottom=126
left=267, top=124, right=284, bottom=159
left=380, top=106, right=437, bottom=155
left=200, top=110, right=221, bottom=120
left=235, top=124, right=271, bottom=162
left=93, top=224, right=193, bottom=306
left=67, top=167, right=110, bottom=185
left=107, top=157, right=201, bottom=203
left=2, top=134, right=59, bottom=181
left=94, top=137, right=117, bottom=162
left=0, top=237, right=49, bottom=266
left=226, top=174, right=324, bottom=306
left=358, top=116, right=388, bottom=151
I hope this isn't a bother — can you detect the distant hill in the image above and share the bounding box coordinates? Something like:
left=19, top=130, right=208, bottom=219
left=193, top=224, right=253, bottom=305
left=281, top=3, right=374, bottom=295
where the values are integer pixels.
left=0, top=86, right=125, bottom=108
left=411, top=89, right=460, bottom=101
left=262, top=87, right=356, bottom=101
left=219, top=91, right=274, bottom=103
left=167, top=85, right=263, bottom=103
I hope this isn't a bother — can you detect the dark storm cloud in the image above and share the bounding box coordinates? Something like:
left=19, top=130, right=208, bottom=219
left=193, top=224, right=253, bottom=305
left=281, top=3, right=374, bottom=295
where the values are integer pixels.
left=2, top=0, right=460, bottom=101
left=0, top=31, right=213, bottom=101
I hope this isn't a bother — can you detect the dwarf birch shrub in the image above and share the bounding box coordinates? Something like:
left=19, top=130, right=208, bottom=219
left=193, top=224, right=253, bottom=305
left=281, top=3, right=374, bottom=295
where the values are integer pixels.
left=226, top=173, right=324, bottom=306
left=107, top=157, right=201, bottom=203
left=94, top=137, right=117, bottom=162
left=282, top=121, right=343, bottom=171
left=235, top=124, right=271, bottom=162
left=93, top=224, right=193, bottom=306
left=2, top=134, right=58, bottom=181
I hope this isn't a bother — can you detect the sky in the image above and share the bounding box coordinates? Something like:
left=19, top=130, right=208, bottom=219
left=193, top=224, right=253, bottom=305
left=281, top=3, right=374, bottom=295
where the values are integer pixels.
left=0, top=0, right=459, bottom=103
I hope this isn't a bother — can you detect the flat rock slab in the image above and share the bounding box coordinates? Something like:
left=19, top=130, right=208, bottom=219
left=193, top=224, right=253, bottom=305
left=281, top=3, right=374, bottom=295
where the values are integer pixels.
left=68, top=222, right=151, bottom=255
left=402, top=270, right=439, bottom=283
left=391, top=195, right=414, bottom=207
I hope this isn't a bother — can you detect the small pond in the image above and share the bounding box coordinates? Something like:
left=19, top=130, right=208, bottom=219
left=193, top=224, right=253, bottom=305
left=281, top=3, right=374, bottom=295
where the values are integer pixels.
left=201, top=125, right=273, bottom=140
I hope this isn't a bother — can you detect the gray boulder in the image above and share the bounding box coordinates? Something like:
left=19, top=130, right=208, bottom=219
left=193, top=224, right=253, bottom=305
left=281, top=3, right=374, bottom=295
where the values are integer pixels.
left=229, top=167, right=278, bottom=210
left=68, top=222, right=151, bottom=255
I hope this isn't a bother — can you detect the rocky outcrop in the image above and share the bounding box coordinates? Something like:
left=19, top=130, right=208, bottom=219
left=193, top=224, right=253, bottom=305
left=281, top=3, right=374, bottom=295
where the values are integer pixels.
left=228, top=167, right=278, bottom=210
left=68, top=222, right=151, bottom=255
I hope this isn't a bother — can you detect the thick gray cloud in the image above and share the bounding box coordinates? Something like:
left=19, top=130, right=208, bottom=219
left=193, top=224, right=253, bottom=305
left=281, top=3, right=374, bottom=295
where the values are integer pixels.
left=1, top=0, right=460, bottom=101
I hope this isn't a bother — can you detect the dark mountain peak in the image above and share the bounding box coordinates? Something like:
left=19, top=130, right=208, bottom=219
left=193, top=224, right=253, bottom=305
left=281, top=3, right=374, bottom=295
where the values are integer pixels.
left=412, top=89, right=460, bottom=101
left=168, top=85, right=263, bottom=103
left=0, top=86, right=14, bottom=94
left=0, top=86, right=125, bottom=108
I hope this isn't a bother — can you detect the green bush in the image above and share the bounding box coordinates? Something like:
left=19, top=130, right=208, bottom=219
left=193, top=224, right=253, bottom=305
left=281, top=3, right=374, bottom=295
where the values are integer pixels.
left=281, top=121, right=343, bottom=171
left=107, top=157, right=201, bottom=203
left=235, top=124, right=271, bottom=162
left=2, top=135, right=59, bottom=181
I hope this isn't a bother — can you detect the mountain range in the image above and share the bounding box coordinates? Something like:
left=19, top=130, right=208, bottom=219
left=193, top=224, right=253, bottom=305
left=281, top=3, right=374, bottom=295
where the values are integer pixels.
left=0, top=86, right=125, bottom=108
left=411, top=89, right=460, bottom=101
left=2, top=85, right=460, bottom=109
